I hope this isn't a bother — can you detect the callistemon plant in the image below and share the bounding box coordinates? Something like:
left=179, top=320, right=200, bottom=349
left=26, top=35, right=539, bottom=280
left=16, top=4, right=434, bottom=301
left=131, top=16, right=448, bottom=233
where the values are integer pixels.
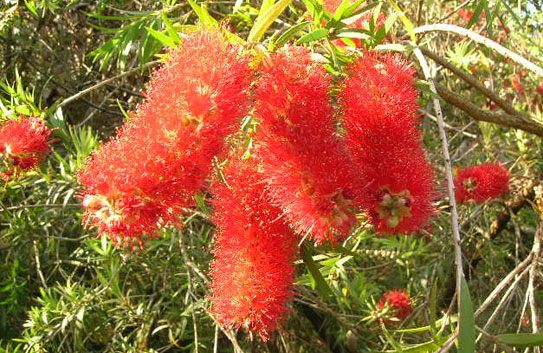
left=0, top=116, right=52, bottom=182
left=339, top=52, right=437, bottom=234
left=76, top=29, right=438, bottom=339
left=78, top=30, right=252, bottom=249
left=209, top=157, right=297, bottom=340
left=454, top=162, right=510, bottom=204
left=254, top=46, right=361, bottom=244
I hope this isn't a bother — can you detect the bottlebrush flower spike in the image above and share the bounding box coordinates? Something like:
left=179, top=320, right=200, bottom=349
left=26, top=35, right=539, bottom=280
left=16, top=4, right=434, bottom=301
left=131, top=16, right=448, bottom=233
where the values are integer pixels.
left=209, top=157, right=296, bottom=341
left=454, top=163, right=510, bottom=204
left=254, top=46, right=360, bottom=244
left=339, top=52, right=436, bottom=234
left=78, top=30, right=252, bottom=249
left=377, top=289, right=412, bottom=323
left=0, top=116, right=52, bottom=182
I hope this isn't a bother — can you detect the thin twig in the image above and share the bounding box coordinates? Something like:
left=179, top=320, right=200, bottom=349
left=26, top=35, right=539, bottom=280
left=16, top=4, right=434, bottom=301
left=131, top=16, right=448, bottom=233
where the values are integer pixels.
left=480, top=265, right=530, bottom=332
left=1, top=203, right=80, bottom=211
left=178, top=235, right=199, bottom=353
left=414, top=46, right=465, bottom=332
left=213, top=324, right=219, bottom=353
left=475, top=251, right=533, bottom=317
left=475, top=326, right=516, bottom=353
left=58, top=60, right=160, bottom=109
left=32, top=239, right=47, bottom=288
left=414, top=24, right=543, bottom=77
left=422, top=110, right=477, bottom=139
left=529, top=218, right=542, bottom=335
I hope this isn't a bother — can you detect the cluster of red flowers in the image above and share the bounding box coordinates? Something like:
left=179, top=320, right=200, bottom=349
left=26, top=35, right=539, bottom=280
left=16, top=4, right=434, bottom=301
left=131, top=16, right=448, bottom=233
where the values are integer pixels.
left=377, top=289, right=412, bottom=324
left=77, top=30, right=437, bottom=338
left=0, top=116, right=52, bottom=182
left=78, top=31, right=252, bottom=248
left=454, top=163, right=510, bottom=204
left=339, top=53, right=437, bottom=234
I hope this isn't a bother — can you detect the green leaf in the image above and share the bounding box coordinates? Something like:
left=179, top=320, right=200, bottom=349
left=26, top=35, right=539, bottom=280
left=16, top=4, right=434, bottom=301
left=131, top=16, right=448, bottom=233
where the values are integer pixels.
left=385, top=335, right=450, bottom=353
left=188, top=0, right=218, bottom=27
left=386, top=0, right=416, bottom=42
left=301, top=245, right=333, bottom=298
left=161, top=12, right=181, bottom=44
left=496, top=333, right=543, bottom=348
left=248, top=0, right=293, bottom=42
left=382, top=325, right=404, bottom=352
left=467, top=0, right=487, bottom=29
left=458, top=276, right=476, bottom=353
left=334, top=28, right=371, bottom=40
left=275, top=21, right=311, bottom=47
left=343, top=0, right=369, bottom=19
left=296, top=28, right=329, bottom=44
left=392, top=315, right=458, bottom=334
left=145, top=27, right=177, bottom=48
left=332, top=0, right=351, bottom=21
left=261, top=0, right=275, bottom=13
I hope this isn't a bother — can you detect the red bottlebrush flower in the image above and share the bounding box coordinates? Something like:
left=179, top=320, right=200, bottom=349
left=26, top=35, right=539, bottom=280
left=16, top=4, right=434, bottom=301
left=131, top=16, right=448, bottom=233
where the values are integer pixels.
left=78, top=30, right=252, bottom=248
left=512, top=77, right=524, bottom=93
left=458, top=9, right=474, bottom=23
left=0, top=116, right=52, bottom=181
left=377, top=290, right=412, bottom=323
left=254, top=47, right=360, bottom=244
left=323, top=0, right=385, bottom=47
left=339, top=53, right=436, bottom=234
left=454, top=163, right=510, bottom=204
left=209, top=157, right=296, bottom=341
left=536, top=82, right=543, bottom=96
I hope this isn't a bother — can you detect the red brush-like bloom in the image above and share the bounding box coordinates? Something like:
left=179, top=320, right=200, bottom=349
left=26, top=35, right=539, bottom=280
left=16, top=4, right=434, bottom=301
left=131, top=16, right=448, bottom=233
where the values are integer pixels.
left=78, top=30, right=252, bottom=248
left=0, top=116, right=52, bottom=181
left=377, top=290, right=412, bottom=323
left=209, top=157, right=296, bottom=341
left=254, top=47, right=360, bottom=244
left=323, top=0, right=385, bottom=47
left=458, top=9, right=474, bottom=23
left=339, top=53, right=436, bottom=234
left=454, top=163, right=510, bottom=204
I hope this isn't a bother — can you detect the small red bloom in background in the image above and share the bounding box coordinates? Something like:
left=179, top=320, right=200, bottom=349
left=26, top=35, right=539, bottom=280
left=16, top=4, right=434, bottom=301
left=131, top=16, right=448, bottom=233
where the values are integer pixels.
left=323, top=0, right=385, bottom=47
left=377, top=290, right=412, bottom=324
left=0, top=116, right=52, bottom=182
left=209, top=157, right=297, bottom=341
left=536, top=82, right=543, bottom=96
left=454, top=163, right=510, bottom=204
left=458, top=9, right=474, bottom=23
left=339, top=52, right=436, bottom=235
left=78, top=30, right=252, bottom=249
left=511, top=76, right=524, bottom=93
left=254, top=46, right=360, bottom=244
